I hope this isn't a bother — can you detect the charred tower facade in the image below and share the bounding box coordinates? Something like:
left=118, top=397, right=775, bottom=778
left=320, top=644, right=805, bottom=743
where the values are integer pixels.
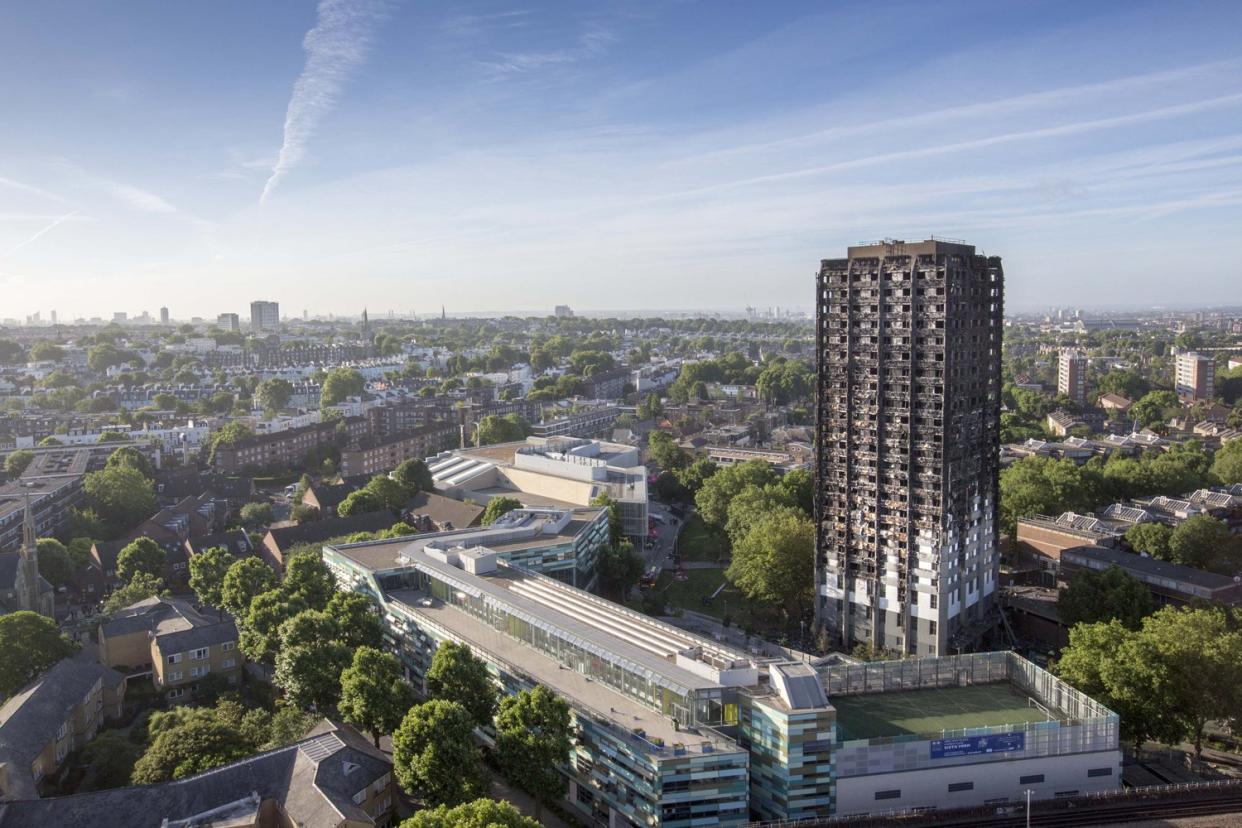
left=815, top=239, right=1003, bottom=656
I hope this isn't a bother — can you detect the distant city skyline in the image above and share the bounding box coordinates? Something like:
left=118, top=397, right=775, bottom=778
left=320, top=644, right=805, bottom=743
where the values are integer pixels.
left=2, top=1, right=1241, bottom=317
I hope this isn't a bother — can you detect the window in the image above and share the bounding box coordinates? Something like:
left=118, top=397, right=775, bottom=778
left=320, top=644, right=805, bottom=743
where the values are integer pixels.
left=222, top=658, right=235, bottom=669
left=170, top=671, right=183, bottom=682
left=190, top=665, right=210, bottom=678
left=192, top=647, right=209, bottom=660
left=874, top=790, right=901, bottom=801
left=1020, top=774, right=1044, bottom=784
left=222, top=641, right=235, bottom=652
left=1054, top=790, right=1080, bottom=798
left=1087, top=767, right=1113, bottom=778
left=168, top=688, right=185, bottom=700
left=167, top=653, right=182, bottom=665
left=947, top=782, right=974, bottom=792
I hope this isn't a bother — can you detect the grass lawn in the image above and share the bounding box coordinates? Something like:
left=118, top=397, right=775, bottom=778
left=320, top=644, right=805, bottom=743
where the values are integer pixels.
left=831, top=683, right=1052, bottom=741
left=676, top=514, right=727, bottom=563
left=651, top=568, right=780, bottom=635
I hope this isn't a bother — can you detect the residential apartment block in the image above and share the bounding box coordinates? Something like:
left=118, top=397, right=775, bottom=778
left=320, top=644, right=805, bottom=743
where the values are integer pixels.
left=531, top=405, right=619, bottom=439
left=98, top=595, right=242, bottom=702
left=339, top=423, right=458, bottom=478
left=1175, top=351, right=1215, bottom=402
left=212, top=416, right=368, bottom=474
left=1057, top=350, right=1087, bottom=404
left=249, top=300, right=279, bottom=332
left=815, top=239, right=1003, bottom=656
left=0, top=656, right=125, bottom=800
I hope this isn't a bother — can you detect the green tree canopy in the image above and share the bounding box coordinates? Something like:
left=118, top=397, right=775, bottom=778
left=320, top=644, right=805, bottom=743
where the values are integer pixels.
left=647, top=430, right=689, bottom=471
left=130, top=719, right=253, bottom=784
left=320, top=368, right=366, bottom=407
left=598, top=541, right=644, bottom=599
left=339, top=647, right=418, bottom=747
left=326, top=590, right=383, bottom=650
left=104, top=445, right=154, bottom=479
left=35, top=537, right=74, bottom=588
left=103, top=572, right=168, bottom=613
left=425, top=641, right=498, bottom=730
left=117, top=537, right=166, bottom=583
left=476, top=413, right=531, bottom=446
left=495, top=686, right=573, bottom=821
left=481, top=496, right=522, bottom=526
left=400, top=799, right=539, bottom=828
left=725, top=511, right=814, bottom=624
left=239, top=502, right=275, bottom=527
left=695, top=459, right=780, bottom=535
left=393, top=458, right=434, bottom=492
left=1124, top=522, right=1173, bottom=560
left=282, top=551, right=337, bottom=610
left=220, top=557, right=279, bottom=619
left=240, top=590, right=308, bottom=665
left=0, top=611, right=76, bottom=698
left=255, top=378, right=294, bottom=415
left=1057, top=565, right=1155, bottom=630
left=1168, top=514, right=1240, bottom=573
left=188, top=546, right=234, bottom=609
left=1210, top=439, right=1242, bottom=485
left=392, top=700, right=489, bottom=806
left=337, top=488, right=383, bottom=517
left=3, top=449, right=34, bottom=478
left=83, top=465, right=156, bottom=537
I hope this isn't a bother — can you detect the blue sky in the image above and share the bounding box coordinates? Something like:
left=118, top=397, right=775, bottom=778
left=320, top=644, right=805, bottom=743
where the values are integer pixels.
left=2, top=0, right=1241, bottom=319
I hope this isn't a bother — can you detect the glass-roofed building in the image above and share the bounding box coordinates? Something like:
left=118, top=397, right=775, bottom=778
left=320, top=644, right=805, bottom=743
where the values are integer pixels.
left=323, top=533, right=1120, bottom=826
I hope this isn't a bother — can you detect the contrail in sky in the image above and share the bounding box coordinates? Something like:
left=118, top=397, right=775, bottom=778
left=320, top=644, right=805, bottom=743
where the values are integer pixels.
left=261, top=0, right=391, bottom=204
left=3, top=209, right=81, bottom=258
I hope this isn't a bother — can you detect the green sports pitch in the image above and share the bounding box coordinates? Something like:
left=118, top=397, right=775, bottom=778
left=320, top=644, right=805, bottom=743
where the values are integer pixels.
left=831, top=682, right=1055, bottom=741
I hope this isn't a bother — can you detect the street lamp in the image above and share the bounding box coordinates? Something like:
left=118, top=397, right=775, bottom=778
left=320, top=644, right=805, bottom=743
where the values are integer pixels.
left=1025, top=788, right=1033, bottom=828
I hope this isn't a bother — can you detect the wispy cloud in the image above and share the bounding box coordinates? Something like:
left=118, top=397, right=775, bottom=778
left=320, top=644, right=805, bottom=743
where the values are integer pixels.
left=441, top=9, right=533, bottom=37
left=479, top=23, right=615, bottom=77
left=261, top=0, right=392, bottom=204
left=2, top=209, right=81, bottom=258
left=0, top=175, right=73, bottom=205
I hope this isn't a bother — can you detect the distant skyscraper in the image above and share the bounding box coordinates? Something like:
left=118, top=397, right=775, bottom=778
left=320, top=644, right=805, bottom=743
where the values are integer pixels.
left=1057, top=350, right=1087, bottom=404
left=250, top=300, right=279, bottom=332
left=217, top=313, right=240, bottom=332
left=159, top=306, right=170, bottom=325
left=815, top=239, right=1003, bottom=657
left=1175, top=352, right=1215, bottom=402
left=49, top=310, right=57, bottom=325
left=113, top=311, right=127, bottom=323
left=555, top=304, right=574, bottom=318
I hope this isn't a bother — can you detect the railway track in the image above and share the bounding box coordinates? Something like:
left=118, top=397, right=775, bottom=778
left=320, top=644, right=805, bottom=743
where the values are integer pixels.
left=940, top=795, right=1242, bottom=827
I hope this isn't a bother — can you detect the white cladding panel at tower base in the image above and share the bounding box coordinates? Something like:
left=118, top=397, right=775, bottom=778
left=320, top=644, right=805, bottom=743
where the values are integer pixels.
left=833, top=749, right=1121, bottom=816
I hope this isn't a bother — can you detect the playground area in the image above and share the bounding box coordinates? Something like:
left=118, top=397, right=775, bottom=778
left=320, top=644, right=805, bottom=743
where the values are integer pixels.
left=831, top=681, right=1057, bottom=741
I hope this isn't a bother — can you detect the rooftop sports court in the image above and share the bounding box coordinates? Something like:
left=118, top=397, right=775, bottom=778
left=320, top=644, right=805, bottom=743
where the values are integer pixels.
left=831, top=681, right=1057, bottom=741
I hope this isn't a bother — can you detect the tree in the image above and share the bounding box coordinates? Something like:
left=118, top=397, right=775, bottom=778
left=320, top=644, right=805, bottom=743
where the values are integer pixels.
left=1058, top=566, right=1155, bottom=629
left=339, top=647, right=417, bottom=747
left=28, top=340, right=65, bottom=361
left=273, top=630, right=350, bottom=711
left=320, top=368, right=366, bottom=407
left=282, top=550, right=337, bottom=610
left=598, top=541, right=645, bottom=598
left=66, top=536, right=94, bottom=570
left=241, top=590, right=308, bottom=665
left=103, top=572, right=168, bottom=613
left=998, top=456, right=1100, bottom=537
left=0, top=338, right=24, bottom=364
left=636, top=392, right=663, bottom=421
left=425, top=641, right=498, bottom=729
left=364, top=474, right=410, bottom=513
left=1124, top=522, right=1173, bottom=560
left=647, top=430, right=689, bottom=471
left=696, top=459, right=779, bottom=535
left=590, top=492, right=624, bottom=546
left=34, top=537, right=74, bottom=587
left=131, top=719, right=253, bottom=783
left=495, top=686, right=573, bottom=821
left=1131, top=390, right=1179, bottom=429
left=394, top=458, right=434, bottom=493
left=81, top=731, right=142, bottom=790
left=777, top=468, right=813, bottom=516
left=4, top=449, right=33, bottom=478
left=188, top=546, right=233, bottom=609
left=0, top=611, right=76, bottom=698
left=337, top=488, right=382, bottom=517
left=392, top=700, right=489, bottom=806
left=724, top=483, right=798, bottom=544
left=481, top=496, right=522, bottom=526
left=83, top=465, right=156, bottom=537
left=255, top=378, right=294, bottom=415
left=673, top=456, right=718, bottom=495
left=220, top=557, right=279, bottom=618
left=239, top=502, right=274, bottom=527
left=206, top=422, right=253, bottom=466
left=401, top=799, right=540, bottom=828
left=726, top=511, right=814, bottom=626
left=327, top=590, right=383, bottom=649
left=264, top=705, right=317, bottom=748
left=1169, top=514, right=1238, bottom=573
left=117, top=537, right=166, bottom=583
left=105, top=445, right=153, bottom=479
left=1210, top=439, right=1242, bottom=485
left=475, top=413, right=531, bottom=446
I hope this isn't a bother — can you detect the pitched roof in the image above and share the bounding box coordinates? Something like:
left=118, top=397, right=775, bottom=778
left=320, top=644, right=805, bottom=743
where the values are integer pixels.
left=264, top=511, right=397, bottom=554
left=305, top=482, right=359, bottom=513
left=185, top=529, right=252, bottom=559
left=153, top=618, right=238, bottom=656
left=0, top=721, right=392, bottom=828
left=0, top=655, right=124, bottom=800
left=403, top=490, right=483, bottom=530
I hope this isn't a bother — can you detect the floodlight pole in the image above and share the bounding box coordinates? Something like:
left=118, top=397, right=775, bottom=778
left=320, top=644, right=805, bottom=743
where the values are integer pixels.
left=1025, top=788, right=1032, bottom=828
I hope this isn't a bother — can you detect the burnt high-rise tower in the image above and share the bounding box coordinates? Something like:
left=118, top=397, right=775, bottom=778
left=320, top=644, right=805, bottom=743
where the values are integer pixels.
left=815, top=239, right=1003, bottom=656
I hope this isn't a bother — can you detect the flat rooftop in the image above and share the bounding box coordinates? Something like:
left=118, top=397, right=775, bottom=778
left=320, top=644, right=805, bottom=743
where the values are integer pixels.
left=388, top=588, right=740, bottom=758
left=330, top=508, right=603, bottom=572
left=831, top=682, right=1057, bottom=742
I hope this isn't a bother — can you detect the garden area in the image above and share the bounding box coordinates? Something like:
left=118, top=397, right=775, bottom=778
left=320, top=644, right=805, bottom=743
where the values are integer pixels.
left=674, top=513, right=727, bottom=563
